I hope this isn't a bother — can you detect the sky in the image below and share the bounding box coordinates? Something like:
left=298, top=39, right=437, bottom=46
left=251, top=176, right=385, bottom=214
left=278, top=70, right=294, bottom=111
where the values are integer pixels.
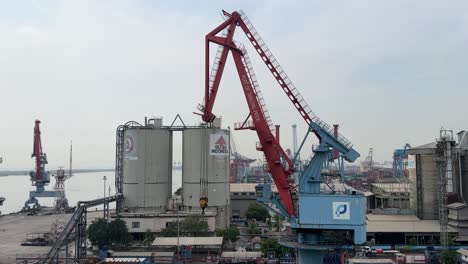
left=0, top=0, right=467, bottom=169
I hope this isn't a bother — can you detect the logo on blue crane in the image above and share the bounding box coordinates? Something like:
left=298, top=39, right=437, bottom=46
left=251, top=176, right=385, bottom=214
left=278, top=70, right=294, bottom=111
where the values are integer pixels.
left=333, top=202, right=350, bottom=220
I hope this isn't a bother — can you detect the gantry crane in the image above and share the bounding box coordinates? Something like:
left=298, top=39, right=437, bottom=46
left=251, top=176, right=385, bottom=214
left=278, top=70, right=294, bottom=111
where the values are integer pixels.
left=197, top=10, right=366, bottom=262
left=393, top=143, right=411, bottom=179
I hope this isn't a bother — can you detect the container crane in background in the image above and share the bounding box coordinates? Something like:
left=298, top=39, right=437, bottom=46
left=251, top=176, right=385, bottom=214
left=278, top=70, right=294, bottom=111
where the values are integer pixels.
left=393, top=143, right=411, bottom=179
left=23, top=120, right=56, bottom=211
left=196, top=10, right=366, bottom=262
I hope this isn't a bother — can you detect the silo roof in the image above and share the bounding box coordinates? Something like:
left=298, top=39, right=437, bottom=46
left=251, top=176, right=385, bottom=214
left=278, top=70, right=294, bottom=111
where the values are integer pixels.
left=407, top=142, right=437, bottom=155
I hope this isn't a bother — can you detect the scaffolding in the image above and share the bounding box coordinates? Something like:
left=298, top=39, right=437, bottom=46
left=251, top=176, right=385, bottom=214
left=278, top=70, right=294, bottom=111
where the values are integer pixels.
left=436, top=129, right=456, bottom=252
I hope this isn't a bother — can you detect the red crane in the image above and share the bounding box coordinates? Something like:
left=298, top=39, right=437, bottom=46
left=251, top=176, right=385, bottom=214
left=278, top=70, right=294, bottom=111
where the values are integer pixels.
left=197, top=10, right=299, bottom=216
left=32, top=119, right=45, bottom=181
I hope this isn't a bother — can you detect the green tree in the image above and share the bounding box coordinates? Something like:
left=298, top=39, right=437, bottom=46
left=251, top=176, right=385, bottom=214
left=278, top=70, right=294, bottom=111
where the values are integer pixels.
left=246, top=203, right=270, bottom=222
left=271, top=214, right=284, bottom=232
left=440, top=251, right=458, bottom=264
left=159, top=216, right=209, bottom=237
left=108, top=218, right=130, bottom=246
left=174, top=187, right=182, bottom=196
left=87, top=218, right=130, bottom=248
left=261, top=238, right=290, bottom=257
left=181, top=216, right=209, bottom=236
left=88, top=218, right=109, bottom=248
left=219, top=227, right=240, bottom=243
left=143, top=229, right=156, bottom=246
left=408, top=237, right=417, bottom=246
left=247, top=222, right=261, bottom=235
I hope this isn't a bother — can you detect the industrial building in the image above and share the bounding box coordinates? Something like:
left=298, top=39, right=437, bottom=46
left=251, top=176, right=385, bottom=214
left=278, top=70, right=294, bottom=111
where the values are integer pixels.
left=408, top=130, right=468, bottom=221
left=115, top=117, right=231, bottom=233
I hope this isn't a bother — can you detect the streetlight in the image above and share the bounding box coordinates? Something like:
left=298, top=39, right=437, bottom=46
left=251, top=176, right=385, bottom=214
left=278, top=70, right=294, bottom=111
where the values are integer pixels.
left=171, top=197, right=180, bottom=263
left=103, top=176, right=107, bottom=219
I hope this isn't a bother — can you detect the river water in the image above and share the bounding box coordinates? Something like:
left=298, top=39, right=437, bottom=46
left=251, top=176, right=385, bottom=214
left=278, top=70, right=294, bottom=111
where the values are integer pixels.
left=0, top=170, right=182, bottom=215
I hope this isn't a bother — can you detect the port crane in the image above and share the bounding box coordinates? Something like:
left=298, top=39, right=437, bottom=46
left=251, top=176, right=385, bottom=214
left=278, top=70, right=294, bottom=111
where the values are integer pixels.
left=393, top=143, right=411, bottom=179
left=197, top=10, right=366, bottom=262
left=23, top=120, right=56, bottom=210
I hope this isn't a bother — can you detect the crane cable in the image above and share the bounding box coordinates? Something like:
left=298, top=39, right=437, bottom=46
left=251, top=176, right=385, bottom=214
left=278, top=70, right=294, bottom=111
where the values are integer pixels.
left=199, top=128, right=209, bottom=214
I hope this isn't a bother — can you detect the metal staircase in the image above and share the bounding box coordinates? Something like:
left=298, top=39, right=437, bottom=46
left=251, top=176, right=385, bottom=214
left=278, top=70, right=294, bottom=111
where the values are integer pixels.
left=238, top=10, right=352, bottom=150
left=39, top=194, right=122, bottom=264
left=238, top=43, right=275, bottom=133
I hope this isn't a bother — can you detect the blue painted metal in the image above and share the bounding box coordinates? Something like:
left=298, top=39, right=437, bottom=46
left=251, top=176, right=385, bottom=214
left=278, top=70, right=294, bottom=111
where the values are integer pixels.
left=23, top=156, right=56, bottom=210
left=393, top=143, right=411, bottom=179
left=256, top=183, right=289, bottom=218
left=293, top=193, right=367, bottom=244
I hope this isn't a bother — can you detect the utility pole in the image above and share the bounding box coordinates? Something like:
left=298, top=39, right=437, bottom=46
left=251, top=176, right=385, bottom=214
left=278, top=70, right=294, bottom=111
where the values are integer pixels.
left=102, top=176, right=107, bottom=219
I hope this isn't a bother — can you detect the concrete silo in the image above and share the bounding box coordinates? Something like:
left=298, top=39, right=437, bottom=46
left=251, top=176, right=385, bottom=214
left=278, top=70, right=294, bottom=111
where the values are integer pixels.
left=182, top=127, right=230, bottom=229
left=122, top=128, right=172, bottom=212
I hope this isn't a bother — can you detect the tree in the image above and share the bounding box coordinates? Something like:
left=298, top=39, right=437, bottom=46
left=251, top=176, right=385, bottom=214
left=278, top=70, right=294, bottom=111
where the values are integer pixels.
left=246, top=203, right=270, bottom=222
left=108, top=218, right=130, bottom=247
left=247, top=222, right=261, bottom=235
left=440, top=251, right=458, bottom=264
left=87, top=218, right=130, bottom=248
left=218, top=227, right=240, bottom=243
left=159, top=216, right=209, bottom=237
left=174, top=187, right=182, bottom=196
left=143, top=229, right=156, bottom=246
left=88, top=218, right=110, bottom=248
left=261, top=238, right=290, bottom=257
left=271, top=214, right=284, bottom=232
left=408, top=237, right=417, bottom=246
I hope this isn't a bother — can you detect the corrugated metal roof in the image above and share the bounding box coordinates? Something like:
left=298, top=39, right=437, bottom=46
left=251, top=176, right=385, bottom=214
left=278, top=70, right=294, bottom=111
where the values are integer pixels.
left=230, top=182, right=358, bottom=194
left=457, top=248, right=468, bottom=256
left=152, top=236, right=223, bottom=246
left=367, top=214, right=420, bottom=221
left=104, top=258, right=145, bottom=263
left=221, top=251, right=262, bottom=258
left=348, top=259, right=394, bottom=264
left=367, top=219, right=457, bottom=233
left=371, top=183, right=411, bottom=193
left=448, top=202, right=468, bottom=209
left=230, top=183, right=276, bottom=193
left=111, top=251, right=174, bottom=257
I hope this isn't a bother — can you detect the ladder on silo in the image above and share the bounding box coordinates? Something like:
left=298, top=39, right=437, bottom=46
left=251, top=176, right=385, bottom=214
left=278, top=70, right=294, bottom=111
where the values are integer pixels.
left=436, top=129, right=456, bottom=252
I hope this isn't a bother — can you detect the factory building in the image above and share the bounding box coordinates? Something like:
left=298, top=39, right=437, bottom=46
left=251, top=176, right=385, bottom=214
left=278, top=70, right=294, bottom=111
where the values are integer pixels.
left=115, top=117, right=230, bottom=233
left=408, top=130, right=468, bottom=220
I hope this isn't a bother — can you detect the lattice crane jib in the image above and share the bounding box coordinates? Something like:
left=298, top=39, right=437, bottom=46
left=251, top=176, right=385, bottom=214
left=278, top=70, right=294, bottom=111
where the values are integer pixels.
left=197, top=10, right=361, bottom=218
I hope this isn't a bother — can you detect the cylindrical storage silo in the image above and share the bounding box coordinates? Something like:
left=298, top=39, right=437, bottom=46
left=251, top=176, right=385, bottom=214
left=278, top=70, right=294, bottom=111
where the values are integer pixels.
left=122, top=128, right=172, bottom=212
left=459, top=151, right=468, bottom=202
left=182, top=128, right=230, bottom=229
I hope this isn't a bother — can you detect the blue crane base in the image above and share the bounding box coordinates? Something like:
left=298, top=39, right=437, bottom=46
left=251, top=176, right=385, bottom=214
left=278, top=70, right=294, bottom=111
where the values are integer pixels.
left=290, top=193, right=366, bottom=263
left=23, top=190, right=57, bottom=211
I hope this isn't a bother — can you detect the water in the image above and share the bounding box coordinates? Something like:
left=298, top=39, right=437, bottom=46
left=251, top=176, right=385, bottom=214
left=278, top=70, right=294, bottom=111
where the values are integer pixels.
left=0, top=169, right=182, bottom=215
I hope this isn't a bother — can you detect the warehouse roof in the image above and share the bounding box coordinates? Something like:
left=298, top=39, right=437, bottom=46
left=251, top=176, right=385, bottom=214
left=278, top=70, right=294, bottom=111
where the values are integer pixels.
left=448, top=202, right=468, bottom=209
left=152, top=237, right=223, bottom=246
left=457, top=248, right=468, bottom=256
left=367, top=214, right=419, bottom=221
left=230, top=182, right=358, bottom=194
left=221, top=251, right=262, bottom=258
left=230, top=183, right=277, bottom=193
left=371, top=183, right=411, bottom=193
left=408, top=142, right=436, bottom=155
left=104, top=258, right=145, bottom=263
left=111, top=251, right=174, bottom=257
left=367, top=216, right=457, bottom=233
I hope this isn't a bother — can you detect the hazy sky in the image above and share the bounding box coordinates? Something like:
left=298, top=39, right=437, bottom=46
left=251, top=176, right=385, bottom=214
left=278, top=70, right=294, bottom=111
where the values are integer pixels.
left=0, top=1, right=467, bottom=169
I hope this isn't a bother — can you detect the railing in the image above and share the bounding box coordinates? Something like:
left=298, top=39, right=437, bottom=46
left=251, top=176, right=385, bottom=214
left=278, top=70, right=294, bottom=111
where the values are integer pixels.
left=234, top=120, right=254, bottom=130
left=236, top=42, right=275, bottom=133
left=238, top=10, right=353, bottom=150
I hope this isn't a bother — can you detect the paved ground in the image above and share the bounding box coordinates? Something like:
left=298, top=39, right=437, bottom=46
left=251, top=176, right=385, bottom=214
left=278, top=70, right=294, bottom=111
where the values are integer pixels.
left=0, top=209, right=102, bottom=263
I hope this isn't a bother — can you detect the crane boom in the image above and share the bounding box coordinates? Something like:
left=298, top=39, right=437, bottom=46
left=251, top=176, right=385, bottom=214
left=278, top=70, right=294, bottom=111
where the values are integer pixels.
left=199, top=11, right=296, bottom=216
left=32, top=120, right=45, bottom=181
